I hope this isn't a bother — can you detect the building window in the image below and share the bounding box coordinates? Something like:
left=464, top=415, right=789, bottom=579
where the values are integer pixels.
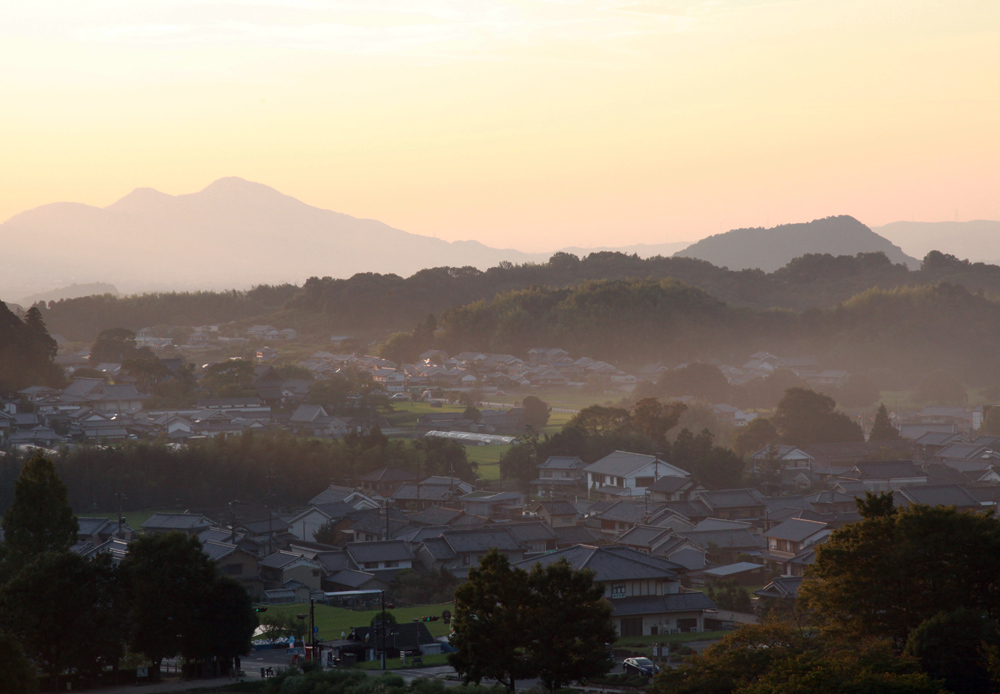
left=386, top=560, right=399, bottom=568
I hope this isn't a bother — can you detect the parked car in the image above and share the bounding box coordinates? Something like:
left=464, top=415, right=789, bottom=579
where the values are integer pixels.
left=623, top=657, right=659, bottom=677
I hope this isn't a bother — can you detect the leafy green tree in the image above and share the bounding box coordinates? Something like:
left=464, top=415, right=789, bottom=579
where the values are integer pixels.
left=521, top=396, right=551, bottom=431
left=653, top=622, right=942, bottom=694
left=671, top=428, right=745, bottom=490
left=274, top=363, right=314, bottom=381
left=122, top=532, right=218, bottom=679
left=903, top=609, right=998, bottom=694
left=121, top=357, right=170, bottom=393
left=984, top=406, right=1000, bottom=436
left=657, top=363, right=731, bottom=403
left=869, top=403, right=901, bottom=441
left=200, top=575, right=258, bottom=667
left=565, top=404, right=632, bottom=436
left=1, top=454, right=78, bottom=576
left=89, top=327, right=153, bottom=364
left=733, top=418, right=779, bottom=457
left=801, top=495, right=1000, bottom=649
left=526, top=559, right=615, bottom=690
left=631, top=397, right=686, bottom=449
left=450, top=550, right=534, bottom=690
left=0, top=552, right=122, bottom=686
left=0, top=629, right=37, bottom=693
left=203, top=359, right=255, bottom=397
left=498, top=439, right=538, bottom=485
left=706, top=579, right=753, bottom=613
left=772, top=388, right=863, bottom=446
left=463, top=405, right=482, bottom=422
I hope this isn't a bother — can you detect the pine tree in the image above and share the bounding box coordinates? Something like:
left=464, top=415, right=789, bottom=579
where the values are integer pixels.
left=868, top=403, right=901, bottom=441
left=0, top=454, right=78, bottom=576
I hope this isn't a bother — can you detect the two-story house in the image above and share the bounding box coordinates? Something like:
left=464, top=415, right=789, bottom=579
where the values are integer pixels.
left=530, top=456, right=588, bottom=496
left=584, top=451, right=688, bottom=498
left=762, top=518, right=830, bottom=576
left=517, top=544, right=715, bottom=636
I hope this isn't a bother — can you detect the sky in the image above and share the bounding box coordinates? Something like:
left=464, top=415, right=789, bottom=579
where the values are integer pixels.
left=2, top=0, right=999, bottom=252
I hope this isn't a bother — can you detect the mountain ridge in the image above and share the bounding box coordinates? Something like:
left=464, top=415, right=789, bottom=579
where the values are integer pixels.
left=674, top=215, right=918, bottom=271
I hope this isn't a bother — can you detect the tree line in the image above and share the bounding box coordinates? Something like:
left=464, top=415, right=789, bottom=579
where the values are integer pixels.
left=0, top=430, right=476, bottom=517
left=32, top=247, right=1000, bottom=346
left=0, top=304, right=63, bottom=392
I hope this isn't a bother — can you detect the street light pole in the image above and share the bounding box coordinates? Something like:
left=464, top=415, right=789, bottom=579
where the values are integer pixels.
left=380, top=590, right=387, bottom=670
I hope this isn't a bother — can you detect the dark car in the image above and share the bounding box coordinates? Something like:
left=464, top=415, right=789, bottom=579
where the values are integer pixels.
left=623, top=657, right=659, bottom=677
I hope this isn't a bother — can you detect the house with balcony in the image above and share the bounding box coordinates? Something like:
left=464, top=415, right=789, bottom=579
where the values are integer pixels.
left=584, top=451, right=688, bottom=499
left=762, top=518, right=830, bottom=576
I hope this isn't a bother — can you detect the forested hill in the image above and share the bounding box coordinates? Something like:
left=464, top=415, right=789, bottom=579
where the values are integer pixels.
left=32, top=248, right=1000, bottom=342
left=433, top=280, right=1000, bottom=383
left=674, top=215, right=918, bottom=271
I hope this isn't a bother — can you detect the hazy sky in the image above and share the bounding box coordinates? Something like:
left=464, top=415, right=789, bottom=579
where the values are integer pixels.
left=2, top=0, right=999, bottom=251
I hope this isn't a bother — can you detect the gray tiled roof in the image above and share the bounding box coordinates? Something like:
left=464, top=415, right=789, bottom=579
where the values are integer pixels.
left=309, top=485, right=361, bottom=506
left=201, top=540, right=238, bottom=561
left=896, top=484, right=981, bottom=508
left=583, top=451, right=669, bottom=476
left=850, top=460, right=922, bottom=479
left=142, top=513, right=212, bottom=530
left=517, top=544, right=682, bottom=581
left=609, top=592, right=716, bottom=616
left=505, top=521, right=557, bottom=543
left=532, top=500, right=578, bottom=517
left=328, top=569, right=380, bottom=589
left=554, top=525, right=599, bottom=546
left=677, top=529, right=766, bottom=551
left=345, top=540, right=415, bottom=563
left=443, top=527, right=521, bottom=553
left=696, top=489, right=765, bottom=510
left=616, top=524, right=674, bottom=548
left=405, top=506, right=465, bottom=526
left=755, top=576, right=804, bottom=599
left=763, top=518, right=828, bottom=542
left=537, top=456, right=587, bottom=470
left=419, top=537, right=459, bottom=560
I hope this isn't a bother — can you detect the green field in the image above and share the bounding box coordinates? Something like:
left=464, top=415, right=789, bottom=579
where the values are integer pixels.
left=263, top=602, right=455, bottom=642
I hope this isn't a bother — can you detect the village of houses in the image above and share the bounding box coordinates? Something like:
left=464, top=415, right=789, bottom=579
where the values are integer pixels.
left=4, top=322, right=1000, bottom=650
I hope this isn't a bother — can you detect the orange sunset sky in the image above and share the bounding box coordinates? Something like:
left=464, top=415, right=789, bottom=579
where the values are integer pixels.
left=2, top=0, right=999, bottom=252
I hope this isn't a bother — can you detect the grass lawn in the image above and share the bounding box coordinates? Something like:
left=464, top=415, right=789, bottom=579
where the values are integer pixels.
left=465, top=443, right=511, bottom=481
left=263, top=602, right=455, bottom=642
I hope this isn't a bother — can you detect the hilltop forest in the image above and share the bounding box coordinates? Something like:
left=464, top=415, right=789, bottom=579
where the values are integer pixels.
left=21, top=248, right=1000, bottom=386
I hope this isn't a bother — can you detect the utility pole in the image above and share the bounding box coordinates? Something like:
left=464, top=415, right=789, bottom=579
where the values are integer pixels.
left=229, top=499, right=240, bottom=544
left=380, top=590, right=387, bottom=670
left=309, top=598, right=316, bottom=661
left=265, top=471, right=276, bottom=556
left=114, top=492, right=127, bottom=539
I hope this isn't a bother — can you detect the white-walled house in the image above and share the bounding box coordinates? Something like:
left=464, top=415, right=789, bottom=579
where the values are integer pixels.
left=584, top=451, right=688, bottom=498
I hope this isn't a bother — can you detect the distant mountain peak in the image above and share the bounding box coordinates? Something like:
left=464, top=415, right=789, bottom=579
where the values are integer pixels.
left=674, top=216, right=917, bottom=271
